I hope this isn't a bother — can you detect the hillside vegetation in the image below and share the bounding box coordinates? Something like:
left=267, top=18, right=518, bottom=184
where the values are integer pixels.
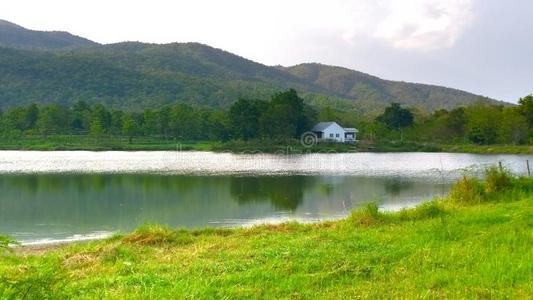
left=283, top=63, right=499, bottom=113
left=0, top=20, right=97, bottom=49
left=0, top=20, right=502, bottom=113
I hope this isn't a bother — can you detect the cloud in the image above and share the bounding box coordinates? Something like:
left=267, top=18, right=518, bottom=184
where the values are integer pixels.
left=341, top=0, right=475, bottom=51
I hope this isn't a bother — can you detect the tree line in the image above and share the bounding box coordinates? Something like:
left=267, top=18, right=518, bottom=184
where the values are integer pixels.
left=0, top=90, right=531, bottom=145
left=368, top=95, right=533, bottom=145
left=0, top=89, right=316, bottom=143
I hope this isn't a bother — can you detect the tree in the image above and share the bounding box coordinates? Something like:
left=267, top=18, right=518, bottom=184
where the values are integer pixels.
left=122, top=114, right=137, bottom=144
left=37, top=105, right=60, bottom=137
left=465, top=104, right=501, bottom=144
left=4, top=107, right=27, bottom=131
left=518, top=95, right=533, bottom=126
left=142, top=109, right=159, bottom=136
left=158, top=106, right=172, bottom=138
left=24, top=103, right=39, bottom=130
left=110, top=109, right=125, bottom=136
left=497, top=107, right=528, bottom=144
left=376, top=103, right=414, bottom=141
left=171, top=103, right=197, bottom=140
left=229, top=98, right=266, bottom=140
left=91, top=103, right=111, bottom=133
left=318, top=106, right=339, bottom=122
left=72, top=100, right=92, bottom=132
left=89, top=117, right=104, bottom=142
left=260, top=89, right=314, bottom=140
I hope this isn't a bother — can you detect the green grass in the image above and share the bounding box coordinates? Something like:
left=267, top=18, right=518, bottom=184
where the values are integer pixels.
left=1, top=172, right=532, bottom=298
left=443, top=144, right=533, bottom=154
left=358, top=140, right=443, bottom=152
left=1, top=135, right=533, bottom=154
left=0, top=135, right=217, bottom=151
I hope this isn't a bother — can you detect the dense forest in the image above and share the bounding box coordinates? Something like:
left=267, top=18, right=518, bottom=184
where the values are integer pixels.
left=0, top=90, right=531, bottom=146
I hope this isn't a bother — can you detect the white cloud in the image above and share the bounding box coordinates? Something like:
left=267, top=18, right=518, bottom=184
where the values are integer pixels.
left=374, top=0, right=475, bottom=50
left=338, top=0, right=475, bottom=51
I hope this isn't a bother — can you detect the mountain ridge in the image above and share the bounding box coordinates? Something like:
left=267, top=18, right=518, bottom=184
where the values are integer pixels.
left=0, top=19, right=98, bottom=49
left=0, top=19, right=504, bottom=114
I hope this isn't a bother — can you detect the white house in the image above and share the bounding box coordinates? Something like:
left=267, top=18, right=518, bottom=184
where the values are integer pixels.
left=311, top=122, right=358, bottom=143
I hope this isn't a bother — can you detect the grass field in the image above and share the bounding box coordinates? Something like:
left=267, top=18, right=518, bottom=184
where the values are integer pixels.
left=1, top=170, right=532, bottom=298
left=0, top=136, right=216, bottom=151
left=442, top=144, right=533, bottom=154
left=1, top=135, right=533, bottom=154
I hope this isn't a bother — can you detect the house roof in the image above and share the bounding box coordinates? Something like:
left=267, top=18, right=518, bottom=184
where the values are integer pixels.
left=344, top=128, right=359, bottom=133
left=312, top=122, right=359, bottom=133
left=311, top=122, right=337, bottom=132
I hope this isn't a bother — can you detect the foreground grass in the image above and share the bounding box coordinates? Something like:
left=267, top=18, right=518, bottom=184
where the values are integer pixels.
left=1, top=174, right=533, bottom=298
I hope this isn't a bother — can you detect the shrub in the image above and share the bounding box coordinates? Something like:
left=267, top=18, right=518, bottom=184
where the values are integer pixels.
left=0, top=235, right=18, bottom=253
left=396, top=201, right=447, bottom=221
left=448, top=176, right=485, bottom=205
left=347, top=203, right=383, bottom=226
left=485, top=166, right=513, bottom=193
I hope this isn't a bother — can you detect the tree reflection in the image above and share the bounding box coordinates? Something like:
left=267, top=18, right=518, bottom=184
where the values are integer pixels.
left=383, top=178, right=413, bottom=196
left=229, top=176, right=313, bottom=210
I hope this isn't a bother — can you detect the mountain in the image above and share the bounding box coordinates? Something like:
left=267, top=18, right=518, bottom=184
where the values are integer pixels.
left=0, top=20, right=503, bottom=114
left=0, top=19, right=98, bottom=49
left=0, top=42, right=323, bottom=110
left=281, top=64, right=500, bottom=113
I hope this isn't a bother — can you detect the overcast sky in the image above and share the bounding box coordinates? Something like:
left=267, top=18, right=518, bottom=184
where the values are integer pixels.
left=1, top=0, right=532, bottom=103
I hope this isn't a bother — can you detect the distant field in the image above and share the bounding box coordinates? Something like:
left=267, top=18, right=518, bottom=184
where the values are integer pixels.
left=0, top=135, right=533, bottom=154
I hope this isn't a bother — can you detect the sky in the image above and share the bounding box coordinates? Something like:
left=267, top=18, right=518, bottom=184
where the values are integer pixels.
left=1, top=0, right=532, bottom=103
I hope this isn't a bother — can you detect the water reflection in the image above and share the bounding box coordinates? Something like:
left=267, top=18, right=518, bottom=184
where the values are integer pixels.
left=0, top=174, right=451, bottom=244
left=230, top=176, right=313, bottom=210
left=384, top=178, right=413, bottom=196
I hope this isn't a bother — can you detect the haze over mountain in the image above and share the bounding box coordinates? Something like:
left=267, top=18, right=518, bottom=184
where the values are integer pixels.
left=0, top=20, right=501, bottom=114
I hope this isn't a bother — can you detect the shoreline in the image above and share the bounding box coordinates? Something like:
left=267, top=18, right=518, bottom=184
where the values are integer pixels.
left=0, top=145, right=532, bottom=154
left=1, top=136, right=532, bottom=154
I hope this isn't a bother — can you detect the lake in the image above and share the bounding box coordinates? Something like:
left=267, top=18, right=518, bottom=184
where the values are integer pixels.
left=0, top=151, right=531, bottom=245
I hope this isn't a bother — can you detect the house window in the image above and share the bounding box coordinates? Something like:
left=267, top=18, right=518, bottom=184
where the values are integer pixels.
left=329, top=133, right=334, bottom=138
left=336, top=133, right=339, bottom=137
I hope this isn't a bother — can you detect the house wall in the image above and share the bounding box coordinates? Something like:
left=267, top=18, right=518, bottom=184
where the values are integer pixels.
left=345, top=132, right=356, bottom=141
left=322, top=123, right=346, bottom=142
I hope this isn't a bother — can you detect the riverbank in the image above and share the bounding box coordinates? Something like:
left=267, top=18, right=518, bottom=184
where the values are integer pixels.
left=1, top=171, right=532, bottom=298
left=1, top=136, right=533, bottom=154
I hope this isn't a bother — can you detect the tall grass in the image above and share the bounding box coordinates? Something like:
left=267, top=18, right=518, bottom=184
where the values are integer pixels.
left=447, top=166, right=525, bottom=205
left=0, top=235, right=18, bottom=253
left=348, top=201, right=448, bottom=225
left=448, top=176, right=485, bottom=205
left=485, top=166, right=513, bottom=193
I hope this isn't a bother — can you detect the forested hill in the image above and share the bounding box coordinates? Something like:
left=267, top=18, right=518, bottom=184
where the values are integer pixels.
left=281, top=64, right=493, bottom=113
left=0, top=19, right=98, bottom=49
left=0, top=20, right=502, bottom=113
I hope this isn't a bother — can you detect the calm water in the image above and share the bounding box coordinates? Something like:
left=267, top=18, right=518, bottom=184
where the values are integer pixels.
left=0, top=151, right=531, bottom=245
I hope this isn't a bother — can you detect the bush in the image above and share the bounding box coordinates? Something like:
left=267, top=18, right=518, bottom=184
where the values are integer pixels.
left=485, top=166, right=513, bottom=193
left=347, top=203, right=383, bottom=226
left=396, top=201, right=447, bottom=221
left=0, top=235, right=18, bottom=253
left=448, top=176, right=485, bottom=205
